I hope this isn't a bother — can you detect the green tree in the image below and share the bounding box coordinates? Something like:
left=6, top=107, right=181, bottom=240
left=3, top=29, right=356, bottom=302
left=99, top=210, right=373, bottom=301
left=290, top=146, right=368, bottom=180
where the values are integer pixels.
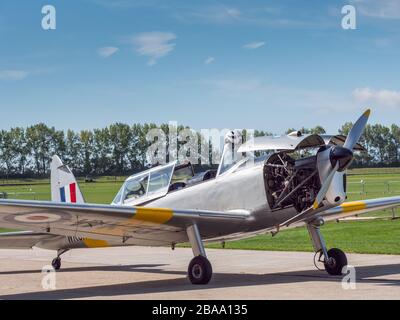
left=79, top=130, right=94, bottom=175
left=26, top=124, right=54, bottom=176
left=127, top=124, right=146, bottom=172
left=390, top=124, right=400, bottom=165
left=369, top=124, right=393, bottom=164
left=13, top=128, right=29, bottom=175
left=65, top=130, right=82, bottom=173
left=309, top=126, right=326, bottom=135
left=0, top=130, right=17, bottom=177
left=93, top=128, right=111, bottom=175
left=109, top=123, right=131, bottom=174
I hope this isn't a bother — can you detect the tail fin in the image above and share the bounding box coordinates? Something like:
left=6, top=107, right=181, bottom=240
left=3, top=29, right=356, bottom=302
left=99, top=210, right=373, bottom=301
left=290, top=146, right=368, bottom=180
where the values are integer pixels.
left=50, top=155, right=85, bottom=204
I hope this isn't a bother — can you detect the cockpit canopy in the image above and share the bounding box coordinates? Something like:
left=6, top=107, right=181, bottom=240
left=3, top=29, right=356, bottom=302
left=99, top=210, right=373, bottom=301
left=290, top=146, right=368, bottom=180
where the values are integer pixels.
left=112, top=161, right=195, bottom=206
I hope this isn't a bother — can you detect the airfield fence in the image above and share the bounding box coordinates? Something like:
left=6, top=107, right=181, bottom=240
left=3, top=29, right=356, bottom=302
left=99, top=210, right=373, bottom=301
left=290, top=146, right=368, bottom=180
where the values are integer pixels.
left=1, top=181, right=400, bottom=199
left=0, top=191, right=44, bottom=200
left=347, top=180, right=400, bottom=196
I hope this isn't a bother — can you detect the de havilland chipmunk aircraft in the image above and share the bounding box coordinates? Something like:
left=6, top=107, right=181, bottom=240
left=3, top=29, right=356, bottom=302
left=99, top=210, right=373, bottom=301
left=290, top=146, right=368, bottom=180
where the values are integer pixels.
left=0, top=109, right=400, bottom=285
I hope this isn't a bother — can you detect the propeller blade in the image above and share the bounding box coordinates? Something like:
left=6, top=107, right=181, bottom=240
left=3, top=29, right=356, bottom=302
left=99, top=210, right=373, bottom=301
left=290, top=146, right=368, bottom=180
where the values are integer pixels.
left=314, top=109, right=371, bottom=209
left=343, top=109, right=371, bottom=150
left=312, top=162, right=339, bottom=209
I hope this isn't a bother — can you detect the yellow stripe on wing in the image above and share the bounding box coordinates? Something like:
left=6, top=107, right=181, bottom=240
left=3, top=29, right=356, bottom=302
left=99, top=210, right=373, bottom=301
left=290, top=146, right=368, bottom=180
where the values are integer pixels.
left=133, top=207, right=173, bottom=224
left=83, top=238, right=109, bottom=248
left=340, top=201, right=367, bottom=212
left=86, top=207, right=174, bottom=238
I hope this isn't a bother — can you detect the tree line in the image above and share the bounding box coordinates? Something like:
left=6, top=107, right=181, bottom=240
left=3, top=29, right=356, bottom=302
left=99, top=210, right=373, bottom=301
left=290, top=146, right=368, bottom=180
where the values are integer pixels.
left=0, top=122, right=399, bottom=178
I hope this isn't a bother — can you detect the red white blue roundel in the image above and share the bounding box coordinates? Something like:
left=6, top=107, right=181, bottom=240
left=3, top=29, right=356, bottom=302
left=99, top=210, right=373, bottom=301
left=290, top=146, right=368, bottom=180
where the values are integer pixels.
left=4, top=211, right=71, bottom=225
left=14, top=213, right=62, bottom=223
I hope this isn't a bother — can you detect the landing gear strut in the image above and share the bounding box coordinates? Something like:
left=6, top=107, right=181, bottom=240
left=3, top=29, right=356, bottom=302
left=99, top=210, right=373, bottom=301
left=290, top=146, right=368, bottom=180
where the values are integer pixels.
left=186, top=224, right=212, bottom=285
left=51, top=249, right=69, bottom=271
left=307, top=218, right=347, bottom=276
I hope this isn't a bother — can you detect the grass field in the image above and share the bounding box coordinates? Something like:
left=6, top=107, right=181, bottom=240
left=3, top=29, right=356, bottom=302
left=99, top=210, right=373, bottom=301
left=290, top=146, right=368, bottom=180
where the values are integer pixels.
left=0, top=168, right=400, bottom=254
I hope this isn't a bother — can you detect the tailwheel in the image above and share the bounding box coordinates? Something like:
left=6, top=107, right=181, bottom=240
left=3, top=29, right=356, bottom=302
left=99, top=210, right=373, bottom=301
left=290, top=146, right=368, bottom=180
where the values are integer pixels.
left=188, top=256, right=213, bottom=285
left=324, top=248, right=347, bottom=276
left=51, top=257, right=61, bottom=271
left=51, top=249, right=69, bottom=271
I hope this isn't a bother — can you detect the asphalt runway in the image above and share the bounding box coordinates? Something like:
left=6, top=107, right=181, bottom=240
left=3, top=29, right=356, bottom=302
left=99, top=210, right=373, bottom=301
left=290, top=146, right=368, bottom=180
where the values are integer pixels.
left=0, top=246, right=399, bottom=300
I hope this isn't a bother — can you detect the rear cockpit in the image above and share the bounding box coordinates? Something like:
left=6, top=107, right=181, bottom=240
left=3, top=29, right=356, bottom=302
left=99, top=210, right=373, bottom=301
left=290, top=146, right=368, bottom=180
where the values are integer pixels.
left=112, top=161, right=217, bottom=206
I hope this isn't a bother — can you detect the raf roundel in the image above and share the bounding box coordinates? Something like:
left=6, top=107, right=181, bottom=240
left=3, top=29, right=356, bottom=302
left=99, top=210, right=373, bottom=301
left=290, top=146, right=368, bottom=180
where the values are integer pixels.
left=14, top=213, right=63, bottom=223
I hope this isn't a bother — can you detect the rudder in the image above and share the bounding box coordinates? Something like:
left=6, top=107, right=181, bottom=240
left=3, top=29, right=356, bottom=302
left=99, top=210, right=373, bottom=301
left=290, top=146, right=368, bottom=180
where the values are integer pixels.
left=50, top=155, right=85, bottom=204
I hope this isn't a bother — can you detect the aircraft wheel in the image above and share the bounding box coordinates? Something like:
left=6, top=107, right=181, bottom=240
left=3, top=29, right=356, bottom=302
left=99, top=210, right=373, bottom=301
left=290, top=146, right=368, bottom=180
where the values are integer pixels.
left=52, top=257, right=61, bottom=271
left=188, top=256, right=212, bottom=285
left=324, top=248, right=347, bottom=276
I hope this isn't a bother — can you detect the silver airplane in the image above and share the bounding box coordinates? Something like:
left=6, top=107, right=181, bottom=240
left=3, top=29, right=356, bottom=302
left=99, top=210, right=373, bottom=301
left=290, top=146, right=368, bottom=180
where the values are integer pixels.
left=0, top=109, right=399, bottom=285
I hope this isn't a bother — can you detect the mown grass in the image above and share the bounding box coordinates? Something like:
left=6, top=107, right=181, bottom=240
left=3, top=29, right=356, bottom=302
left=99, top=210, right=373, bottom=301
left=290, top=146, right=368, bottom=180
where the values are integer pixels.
left=206, top=219, right=400, bottom=255
left=1, top=168, right=400, bottom=254
left=0, top=180, right=122, bottom=204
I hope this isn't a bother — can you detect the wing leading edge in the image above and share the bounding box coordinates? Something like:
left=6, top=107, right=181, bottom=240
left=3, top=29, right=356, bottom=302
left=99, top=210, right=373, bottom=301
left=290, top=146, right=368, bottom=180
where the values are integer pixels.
left=319, top=196, right=400, bottom=221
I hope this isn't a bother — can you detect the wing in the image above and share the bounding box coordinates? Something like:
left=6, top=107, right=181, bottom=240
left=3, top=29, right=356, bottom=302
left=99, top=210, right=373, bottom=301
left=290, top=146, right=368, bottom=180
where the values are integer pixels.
left=0, top=231, right=55, bottom=249
left=285, top=196, right=400, bottom=227
left=0, top=199, right=251, bottom=246
left=319, top=196, right=400, bottom=221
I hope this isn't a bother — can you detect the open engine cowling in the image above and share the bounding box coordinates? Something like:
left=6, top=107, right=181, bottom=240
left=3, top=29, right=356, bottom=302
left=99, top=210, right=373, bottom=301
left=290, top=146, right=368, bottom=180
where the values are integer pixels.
left=264, top=145, right=351, bottom=213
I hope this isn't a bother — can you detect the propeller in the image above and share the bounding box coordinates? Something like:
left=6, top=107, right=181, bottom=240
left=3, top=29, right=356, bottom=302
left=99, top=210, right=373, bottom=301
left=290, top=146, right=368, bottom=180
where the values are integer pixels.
left=280, top=109, right=371, bottom=227
left=312, top=109, right=371, bottom=209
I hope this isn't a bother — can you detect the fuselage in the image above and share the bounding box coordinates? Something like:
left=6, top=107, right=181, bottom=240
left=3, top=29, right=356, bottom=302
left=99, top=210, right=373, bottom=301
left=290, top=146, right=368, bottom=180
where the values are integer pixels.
left=37, top=150, right=340, bottom=250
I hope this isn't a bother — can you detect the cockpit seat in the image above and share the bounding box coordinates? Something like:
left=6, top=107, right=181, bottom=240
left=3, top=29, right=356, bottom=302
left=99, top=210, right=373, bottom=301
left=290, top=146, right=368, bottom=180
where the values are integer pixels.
left=168, top=182, right=187, bottom=192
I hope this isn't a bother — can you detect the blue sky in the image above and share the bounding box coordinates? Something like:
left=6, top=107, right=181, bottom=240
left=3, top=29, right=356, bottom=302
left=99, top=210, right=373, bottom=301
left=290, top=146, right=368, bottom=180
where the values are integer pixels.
left=0, top=0, right=399, bottom=134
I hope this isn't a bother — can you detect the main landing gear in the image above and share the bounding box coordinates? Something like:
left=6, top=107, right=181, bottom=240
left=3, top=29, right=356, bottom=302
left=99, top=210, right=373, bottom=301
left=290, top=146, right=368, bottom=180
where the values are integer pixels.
left=186, top=224, right=213, bottom=285
left=307, top=218, right=348, bottom=276
left=51, top=249, right=69, bottom=271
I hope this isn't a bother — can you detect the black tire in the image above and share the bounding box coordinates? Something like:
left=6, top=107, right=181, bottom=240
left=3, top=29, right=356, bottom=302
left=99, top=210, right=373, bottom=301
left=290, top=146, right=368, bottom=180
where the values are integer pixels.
left=324, top=248, right=347, bottom=276
left=52, top=258, right=61, bottom=271
left=188, top=256, right=212, bottom=285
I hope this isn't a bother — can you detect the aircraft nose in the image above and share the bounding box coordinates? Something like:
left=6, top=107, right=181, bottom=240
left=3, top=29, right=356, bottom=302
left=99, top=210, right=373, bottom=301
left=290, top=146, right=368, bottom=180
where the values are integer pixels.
left=330, top=146, right=353, bottom=172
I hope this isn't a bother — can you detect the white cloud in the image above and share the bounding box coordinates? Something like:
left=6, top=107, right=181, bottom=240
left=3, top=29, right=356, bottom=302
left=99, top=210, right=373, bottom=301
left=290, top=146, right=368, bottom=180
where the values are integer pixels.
left=243, top=41, right=266, bottom=50
left=131, top=32, right=176, bottom=66
left=172, top=5, right=318, bottom=28
left=97, top=46, right=119, bottom=58
left=185, top=5, right=241, bottom=23
left=203, top=78, right=264, bottom=95
left=225, top=8, right=241, bottom=19
left=351, top=0, right=400, bottom=19
left=204, top=57, right=215, bottom=65
left=353, top=88, right=400, bottom=108
left=0, top=70, right=29, bottom=81
left=373, top=38, right=391, bottom=47
left=201, top=77, right=356, bottom=114
left=90, top=0, right=160, bottom=8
